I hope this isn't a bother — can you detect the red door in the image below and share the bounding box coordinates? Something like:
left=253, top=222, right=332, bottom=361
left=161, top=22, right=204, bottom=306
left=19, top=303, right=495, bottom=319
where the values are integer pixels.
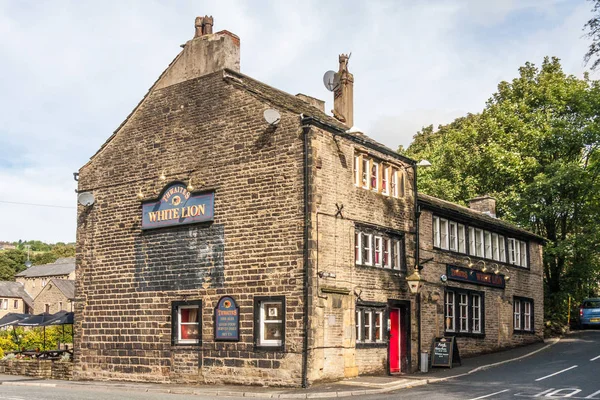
left=389, top=308, right=401, bottom=373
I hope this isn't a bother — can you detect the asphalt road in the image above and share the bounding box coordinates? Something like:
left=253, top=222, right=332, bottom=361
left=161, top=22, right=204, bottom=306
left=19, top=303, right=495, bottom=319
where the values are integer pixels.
left=0, top=331, right=598, bottom=399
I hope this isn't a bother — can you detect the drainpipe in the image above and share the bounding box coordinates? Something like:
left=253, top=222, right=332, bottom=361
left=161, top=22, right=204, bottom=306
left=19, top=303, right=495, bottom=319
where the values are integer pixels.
left=300, top=115, right=311, bottom=388
left=413, top=163, right=422, bottom=371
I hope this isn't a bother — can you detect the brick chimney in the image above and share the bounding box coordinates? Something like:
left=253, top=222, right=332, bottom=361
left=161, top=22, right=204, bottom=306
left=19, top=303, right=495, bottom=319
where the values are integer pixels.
left=332, top=54, right=354, bottom=127
left=468, top=195, right=497, bottom=218
left=156, top=16, right=240, bottom=90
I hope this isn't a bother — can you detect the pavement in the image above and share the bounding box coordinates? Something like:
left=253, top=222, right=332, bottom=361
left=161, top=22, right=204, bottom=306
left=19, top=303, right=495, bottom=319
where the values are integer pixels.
left=0, top=338, right=560, bottom=399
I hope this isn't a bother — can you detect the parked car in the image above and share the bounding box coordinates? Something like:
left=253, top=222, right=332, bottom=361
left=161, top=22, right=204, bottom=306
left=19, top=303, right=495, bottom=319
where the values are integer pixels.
left=579, top=298, right=600, bottom=329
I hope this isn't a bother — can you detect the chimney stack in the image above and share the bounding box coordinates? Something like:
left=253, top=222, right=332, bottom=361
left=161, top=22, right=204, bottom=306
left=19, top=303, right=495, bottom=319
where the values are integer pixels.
left=156, top=16, right=240, bottom=90
left=332, top=54, right=354, bottom=127
left=468, top=195, right=497, bottom=218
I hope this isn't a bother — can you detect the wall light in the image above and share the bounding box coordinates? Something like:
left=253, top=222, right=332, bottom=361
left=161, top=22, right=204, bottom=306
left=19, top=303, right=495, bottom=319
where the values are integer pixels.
left=137, top=188, right=144, bottom=200
left=159, top=170, right=166, bottom=181
left=187, top=178, right=194, bottom=192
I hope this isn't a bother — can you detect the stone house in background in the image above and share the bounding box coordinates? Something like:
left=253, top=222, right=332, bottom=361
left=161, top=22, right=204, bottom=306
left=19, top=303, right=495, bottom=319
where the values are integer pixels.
left=0, top=282, right=33, bottom=318
left=33, top=279, right=75, bottom=314
left=75, top=16, right=543, bottom=388
left=15, top=257, right=75, bottom=300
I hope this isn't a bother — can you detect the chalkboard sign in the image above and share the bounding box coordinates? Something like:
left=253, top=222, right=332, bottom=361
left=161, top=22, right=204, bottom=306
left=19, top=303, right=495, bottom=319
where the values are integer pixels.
left=431, top=337, right=461, bottom=368
left=214, top=296, right=239, bottom=341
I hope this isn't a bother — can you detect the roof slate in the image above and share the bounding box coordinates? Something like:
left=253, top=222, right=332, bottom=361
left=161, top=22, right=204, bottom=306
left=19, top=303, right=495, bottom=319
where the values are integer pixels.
left=0, top=281, right=34, bottom=307
left=418, top=193, right=545, bottom=242
left=15, top=257, right=75, bottom=278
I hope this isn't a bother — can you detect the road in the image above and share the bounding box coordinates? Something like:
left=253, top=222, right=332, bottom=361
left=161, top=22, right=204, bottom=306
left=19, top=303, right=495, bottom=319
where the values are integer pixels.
left=0, top=331, right=598, bottom=399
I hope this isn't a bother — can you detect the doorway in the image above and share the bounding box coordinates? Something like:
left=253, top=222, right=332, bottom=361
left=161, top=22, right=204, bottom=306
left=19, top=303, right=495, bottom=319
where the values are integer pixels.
left=388, top=303, right=409, bottom=374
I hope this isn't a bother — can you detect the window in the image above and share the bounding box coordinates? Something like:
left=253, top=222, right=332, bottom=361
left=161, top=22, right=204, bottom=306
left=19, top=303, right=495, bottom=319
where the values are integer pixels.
left=13, top=300, right=18, bottom=309
left=374, top=236, right=383, bottom=266
left=370, top=162, right=379, bottom=191
left=382, top=166, right=390, bottom=195
left=362, top=233, right=373, bottom=266
left=514, top=297, right=534, bottom=333
left=445, top=289, right=485, bottom=335
left=449, top=221, right=457, bottom=252
left=445, top=292, right=455, bottom=332
left=362, top=158, right=369, bottom=189
left=356, top=306, right=385, bottom=345
left=499, top=235, right=506, bottom=262
left=399, top=171, right=406, bottom=197
left=59, top=301, right=63, bottom=310
left=1, top=299, right=7, bottom=310
left=475, top=229, right=483, bottom=257
left=391, top=169, right=399, bottom=197
left=255, top=297, right=285, bottom=349
left=382, top=238, right=391, bottom=268
left=355, top=226, right=404, bottom=272
left=458, top=224, right=466, bottom=253
left=354, top=155, right=360, bottom=187
left=484, top=231, right=492, bottom=259
left=508, top=238, right=528, bottom=267
left=433, top=216, right=441, bottom=248
left=440, top=219, right=449, bottom=250
left=434, top=216, right=466, bottom=254
left=42, top=279, right=47, bottom=287
left=45, top=304, right=50, bottom=313
left=492, top=233, right=499, bottom=261
left=171, top=300, right=201, bottom=345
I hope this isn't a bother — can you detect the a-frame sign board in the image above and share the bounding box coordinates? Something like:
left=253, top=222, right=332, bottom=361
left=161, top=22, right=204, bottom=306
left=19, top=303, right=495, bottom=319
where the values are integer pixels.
left=431, top=336, right=461, bottom=368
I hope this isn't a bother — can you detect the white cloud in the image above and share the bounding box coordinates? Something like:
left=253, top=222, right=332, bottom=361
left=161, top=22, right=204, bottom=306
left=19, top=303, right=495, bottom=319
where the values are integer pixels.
left=0, top=0, right=593, bottom=242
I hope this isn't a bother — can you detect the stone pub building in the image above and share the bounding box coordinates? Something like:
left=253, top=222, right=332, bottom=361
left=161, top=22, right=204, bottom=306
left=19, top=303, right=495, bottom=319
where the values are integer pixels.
left=75, top=17, right=544, bottom=387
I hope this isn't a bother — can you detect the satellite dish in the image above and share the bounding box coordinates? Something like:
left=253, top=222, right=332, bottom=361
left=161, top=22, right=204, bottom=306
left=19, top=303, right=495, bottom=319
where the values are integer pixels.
left=77, top=192, right=95, bottom=207
left=323, top=70, right=340, bottom=92
left=263, top=109, right=281, bottom=126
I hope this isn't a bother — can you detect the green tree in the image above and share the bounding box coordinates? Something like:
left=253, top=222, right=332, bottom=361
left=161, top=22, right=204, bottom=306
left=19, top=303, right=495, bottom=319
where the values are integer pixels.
left=404, top=57, right=600, bottom=323
left=584, top=0, right=600, bottom=70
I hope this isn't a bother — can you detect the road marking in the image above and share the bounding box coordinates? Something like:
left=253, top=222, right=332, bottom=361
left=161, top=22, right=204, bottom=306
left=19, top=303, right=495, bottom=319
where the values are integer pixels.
left=591, top=355, right=600, bottom=361
left=586, top=389, right=600, bottom=399
left=535, top=365, right=578, bottom=381
left=468, top=389, right=510, bottom=399
left=532, top=388, right=555, bottom=397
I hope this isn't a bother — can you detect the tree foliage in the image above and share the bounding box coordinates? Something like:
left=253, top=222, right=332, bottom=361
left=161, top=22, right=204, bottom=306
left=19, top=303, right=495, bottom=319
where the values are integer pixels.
left=404, top=57, right=600, bottom=323
left=0, top=241, right=75, bottom=281
left=584, top=0, right=600, bottom=71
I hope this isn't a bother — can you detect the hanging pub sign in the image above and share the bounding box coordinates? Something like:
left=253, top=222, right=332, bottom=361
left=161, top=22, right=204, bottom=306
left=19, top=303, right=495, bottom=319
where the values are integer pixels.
left=142, top=182, right=214, bottom=230
left=214, top=296, right=240, bottom=341
left=446, top=265, right=505, bottom=289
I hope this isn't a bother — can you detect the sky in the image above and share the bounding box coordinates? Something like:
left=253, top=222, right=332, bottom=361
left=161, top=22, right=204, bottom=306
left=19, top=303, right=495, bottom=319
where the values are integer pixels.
left=0, top=0, right=594, bottom=243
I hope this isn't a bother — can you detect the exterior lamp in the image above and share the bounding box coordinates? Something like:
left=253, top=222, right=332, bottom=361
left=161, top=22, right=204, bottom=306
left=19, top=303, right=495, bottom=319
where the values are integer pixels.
left=187, top=178, right=195, bottom=192
left=493, top=264, right=500, bottom=274
left=465, top=256, right=473, bottom=268
left=159, top=170, right=166, bottom=181
left=475, top=260, right=487, bottom=272
left=136, top=188, right=144, bottom=200
left=406, top=268, right=423, bottom=295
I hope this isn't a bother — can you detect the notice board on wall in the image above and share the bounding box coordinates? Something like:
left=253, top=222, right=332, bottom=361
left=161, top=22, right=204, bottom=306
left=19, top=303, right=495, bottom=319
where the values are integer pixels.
left=431, top=336, right=461, bottom=368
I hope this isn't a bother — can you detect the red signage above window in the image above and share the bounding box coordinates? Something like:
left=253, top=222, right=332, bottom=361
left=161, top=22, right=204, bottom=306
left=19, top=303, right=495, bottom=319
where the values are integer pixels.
left=446, top=265, right=505, bottom=289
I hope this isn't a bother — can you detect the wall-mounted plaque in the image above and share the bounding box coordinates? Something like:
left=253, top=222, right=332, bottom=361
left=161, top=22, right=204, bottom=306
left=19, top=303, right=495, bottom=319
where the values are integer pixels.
left=214, top=296, right=239, bottom=342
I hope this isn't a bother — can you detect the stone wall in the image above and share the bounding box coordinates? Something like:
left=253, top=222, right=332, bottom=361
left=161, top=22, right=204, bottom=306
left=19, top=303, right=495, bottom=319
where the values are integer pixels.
left=418, top=208, right=544, bottom=359
left=76, top=71, right=307, bottom=387
left=0, top=360, right=73, bottom=380
left=33, top=282, right=73, bottom=314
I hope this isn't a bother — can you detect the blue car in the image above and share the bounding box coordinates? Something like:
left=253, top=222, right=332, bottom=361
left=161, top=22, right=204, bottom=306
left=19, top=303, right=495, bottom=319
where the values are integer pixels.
left=579, top=298, right=600, bottom=329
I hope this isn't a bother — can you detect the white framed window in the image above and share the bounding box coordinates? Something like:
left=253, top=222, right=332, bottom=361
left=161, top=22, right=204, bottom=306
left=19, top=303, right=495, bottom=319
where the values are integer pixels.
left=459, top=293, right=469, bottom=332
left=370, top=162, right=379, bottom=192
left=472, top=295, right=481, bottom=333
left=394, top=239, right=405, bottom=271
left=445, top=291, right=455, bottom=332
left=374, top=311, right=384, bottom=342
left=354, top=155, right=360, bottom=187
left=499, top=235, right=506, bottom=262
left=382, top=238, right=391, bottom=268
left=364, top=310, right=373, bottom=342
left=449, top=221, right=457, bottom=251
left=469, top=227, right=475, bottom=255
left=362, top=233, right=373, bottom=266
left=382, top=166, right=390, bottom=195
left=458, top=224, right=466, bottom=253
left=1, top=299, right=7, bottom=310
left=42, top=278, right=47, bottom=287
left=374, top=236, right=383, bottom=266
left=475, top=229, right=484, bottom=257
left=440, top=218, right=449, bottom=250
left=391, top=169, right=399, bottom=197
left=492, top=233, right=499, bottom=261
left=174, top=303, right=201, bottom=345
left=524, top=302, right=531, bottom=331
left=13, top=300, right=18, bottom=309
left=399, top=170, right=406, bottom=197
left=508, top=238, right=527, bottom=267
left=433, top=216, right=441, bottom=248
left=355, top=232, right=362, bottom=265
left=484, top=231, right=492, bottom=259
left=362, top=158, right=369, bottom=189
left=258, top=299, right=284, bottom=347
left=520, top=241, right=527, bottom=267
left=514, top=299, right=521, bottom=330
left=355, top=310, right=362, bottom=342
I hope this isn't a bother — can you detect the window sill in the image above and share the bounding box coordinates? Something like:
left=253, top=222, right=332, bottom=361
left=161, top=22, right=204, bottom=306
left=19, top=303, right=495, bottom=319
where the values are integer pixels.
left=172, top=342, right=202, bottom=347
left=445, top=331, right=485, bottom=339
left=355, top=263, right=406, bottom=274
left=254, top=345, right=285, bottom=352
left=513, top=329, right=535, bottom=335
left=356, top=341, right=387, bottom=349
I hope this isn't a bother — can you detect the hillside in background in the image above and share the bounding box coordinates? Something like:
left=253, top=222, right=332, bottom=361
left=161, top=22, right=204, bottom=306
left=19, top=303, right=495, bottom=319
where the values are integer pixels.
left=0, top=240, right=75, bottom=281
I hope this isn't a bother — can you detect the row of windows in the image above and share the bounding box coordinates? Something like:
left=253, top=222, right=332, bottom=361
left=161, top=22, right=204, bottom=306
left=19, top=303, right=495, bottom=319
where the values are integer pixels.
left=433, top=216, right=529, bottom=268
left=172, top=297, right=285, bottom=349
left=354, top=230, right=406, bottom=271
left=1, top=299, right=18, bottom=310
left=355, top=307, right=385, bottom=343
left=353, top=154, right=407, bottom=198
left=444, top=290, right=534, bottom=335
